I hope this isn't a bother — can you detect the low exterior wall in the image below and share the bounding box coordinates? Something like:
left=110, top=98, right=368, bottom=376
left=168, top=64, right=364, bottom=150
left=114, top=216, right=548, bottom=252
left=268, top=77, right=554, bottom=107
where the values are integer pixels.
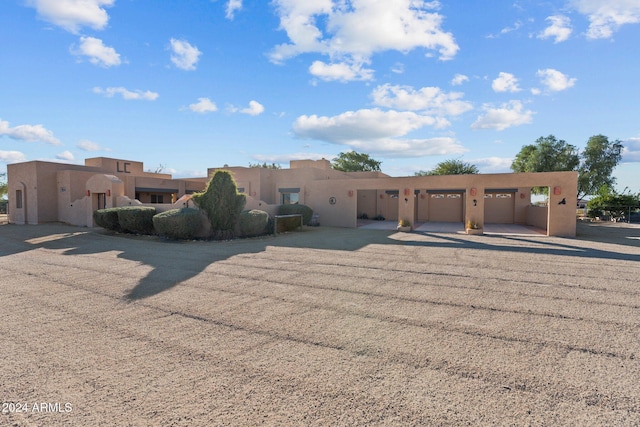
left=527, top=205, right=548, bottom=231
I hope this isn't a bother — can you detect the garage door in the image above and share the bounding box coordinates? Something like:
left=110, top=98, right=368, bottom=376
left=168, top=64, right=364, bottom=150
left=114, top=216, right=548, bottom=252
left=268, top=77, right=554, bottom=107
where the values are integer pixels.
left=428, top=192, right=463, bottom=222
left=484, top=191, right=515, bottom=223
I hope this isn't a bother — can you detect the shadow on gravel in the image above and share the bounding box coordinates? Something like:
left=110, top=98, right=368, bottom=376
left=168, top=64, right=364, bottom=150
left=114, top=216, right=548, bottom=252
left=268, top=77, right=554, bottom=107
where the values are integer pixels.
left=1, top=222, right=637, bottom=302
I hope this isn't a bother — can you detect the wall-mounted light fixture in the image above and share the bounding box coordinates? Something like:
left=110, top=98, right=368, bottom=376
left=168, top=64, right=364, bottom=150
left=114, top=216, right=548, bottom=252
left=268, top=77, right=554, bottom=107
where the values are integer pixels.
left=473, top=199, right=477, bottom=207
left=558, top=198, right=566, bottom=205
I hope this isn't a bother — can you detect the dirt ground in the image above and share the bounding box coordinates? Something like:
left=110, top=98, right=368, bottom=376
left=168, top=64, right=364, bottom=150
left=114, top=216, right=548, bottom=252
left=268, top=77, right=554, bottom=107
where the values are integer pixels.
left=1, top=221, right=639, bottom=426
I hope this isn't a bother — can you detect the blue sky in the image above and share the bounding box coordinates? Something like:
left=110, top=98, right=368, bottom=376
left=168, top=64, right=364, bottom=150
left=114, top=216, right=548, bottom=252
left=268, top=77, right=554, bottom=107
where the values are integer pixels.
left=1, top=0, right=639, bottom=194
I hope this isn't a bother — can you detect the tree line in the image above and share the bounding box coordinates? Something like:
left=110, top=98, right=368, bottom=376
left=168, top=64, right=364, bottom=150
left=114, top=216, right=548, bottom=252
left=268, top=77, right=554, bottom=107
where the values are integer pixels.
left=328, top=134, right=628, bottom=202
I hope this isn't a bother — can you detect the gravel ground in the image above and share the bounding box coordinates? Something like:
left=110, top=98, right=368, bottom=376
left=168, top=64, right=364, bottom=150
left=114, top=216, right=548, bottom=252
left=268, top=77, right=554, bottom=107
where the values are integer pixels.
left=1, top=221, right=639, bottom=426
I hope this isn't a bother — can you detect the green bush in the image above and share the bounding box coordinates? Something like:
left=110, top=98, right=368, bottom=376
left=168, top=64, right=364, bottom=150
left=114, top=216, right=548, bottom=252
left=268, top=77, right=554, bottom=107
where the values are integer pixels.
left=238, top=209, right=270, bottom=237
left=93, top=208, right=121, bottom=231
left=152, top=208, right=201, bottom=240
left=117, top=206, right=156, bottom=234
left=192, top=170, right=246, bottom=238
left=277, top=204, right=313, bottom=225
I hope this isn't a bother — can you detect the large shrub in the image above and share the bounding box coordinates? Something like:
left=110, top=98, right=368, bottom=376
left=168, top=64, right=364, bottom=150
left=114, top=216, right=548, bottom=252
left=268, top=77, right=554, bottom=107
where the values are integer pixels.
left=192, top=170, right=246, bottom=239
left=117, top=206, right=156, bottom=234
left=277, top=204, right=313, bottom=225
left=153, top=208, right=201, bottom=240
left=238, top=209, right=270, bottom=237
left=93, top=208, right=121, bottom=231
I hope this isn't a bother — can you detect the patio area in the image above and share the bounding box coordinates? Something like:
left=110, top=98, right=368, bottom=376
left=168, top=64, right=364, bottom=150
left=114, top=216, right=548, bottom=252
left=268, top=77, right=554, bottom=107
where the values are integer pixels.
left=357, top=220, right=546, bottom=236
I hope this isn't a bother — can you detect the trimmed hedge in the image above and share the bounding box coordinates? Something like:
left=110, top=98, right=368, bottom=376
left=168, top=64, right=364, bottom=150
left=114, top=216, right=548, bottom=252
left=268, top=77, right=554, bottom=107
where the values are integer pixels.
left=117, top=206, right=156, bottom=234
left=277, top=204, right=313, bottom=225
left=153, top=208, right=201, bottom=240
left=93, top=208, right=121, bottom=231
left=238, top=209, right=270, bottom=237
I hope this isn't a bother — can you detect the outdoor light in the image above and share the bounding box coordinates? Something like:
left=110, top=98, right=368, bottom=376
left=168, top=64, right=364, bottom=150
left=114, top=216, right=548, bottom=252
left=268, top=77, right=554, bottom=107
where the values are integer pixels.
left=473, top=199, right=477, bottom=206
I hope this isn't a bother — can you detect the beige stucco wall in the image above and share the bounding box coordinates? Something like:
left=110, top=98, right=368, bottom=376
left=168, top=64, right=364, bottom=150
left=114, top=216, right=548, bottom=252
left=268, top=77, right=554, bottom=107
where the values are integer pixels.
left=8, top=157, right=578, bottom=236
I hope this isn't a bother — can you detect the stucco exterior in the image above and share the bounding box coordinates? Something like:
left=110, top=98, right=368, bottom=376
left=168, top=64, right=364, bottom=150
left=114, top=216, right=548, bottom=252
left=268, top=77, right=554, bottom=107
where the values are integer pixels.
left=7, top=156, right=578, bottom=237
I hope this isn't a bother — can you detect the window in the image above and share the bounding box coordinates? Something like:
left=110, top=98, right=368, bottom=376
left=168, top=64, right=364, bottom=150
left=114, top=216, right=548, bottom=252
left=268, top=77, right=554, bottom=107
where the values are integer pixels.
left=281, top=192, right=299, bottom=205
left=16, top=190, right=23, bottom=209
left=279, top=187, right=300, bottom=205
left=150, top=194, right=164, bottom=204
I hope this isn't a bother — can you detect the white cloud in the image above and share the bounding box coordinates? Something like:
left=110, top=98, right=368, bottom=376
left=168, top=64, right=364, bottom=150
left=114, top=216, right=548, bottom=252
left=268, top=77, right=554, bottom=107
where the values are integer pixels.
left=252, top=152, right=333, bottom=164
left=451, top=73, right=469, bottom=86
left=241, top=100, right=265, bottom=116
left=622, top=137, right=640, bottom=162
left=371, top=84, right=472, bottom=117
left=292, top=108, right=466, bottom=157
left=571, top=0, right=640, bottom=39
left=471, top=100, right=534, bottom=131
left=492, top=72, right=521, bottom=93
left=188, top=98, right=218, bottom=113
left=71, top=36, right=121, bottom=67
left=309, top=60, right=374, bottom=82
left=93, top=86, right=159, bottom=101
left=0, top=151, right=27, bottom=164
left=228, top=100, right=265, bottom=116
left=474, top=156, right=514, bottom=172
left=538, top=15, right=572, bottom=43
left=226, top=0, right=242, bottom=20
left=269, top=0, right=458, bottom=81
left=77, top=139, right=109, bottom=151
left=169, top=38, right=202, bottom=71
left=391, top=62, right=405, bottom=74
left=56, top=150, right=75, bottom=161
left=0, top=118, right=62, bottom=145
left=26, top=0, right=114, bottom=34
left=537, top=68, right=576, bottom=92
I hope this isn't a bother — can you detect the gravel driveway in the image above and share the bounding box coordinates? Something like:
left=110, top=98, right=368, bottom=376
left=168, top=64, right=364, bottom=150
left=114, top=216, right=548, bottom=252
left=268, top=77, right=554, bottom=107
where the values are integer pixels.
left=1, top=222, right=639, bottom=426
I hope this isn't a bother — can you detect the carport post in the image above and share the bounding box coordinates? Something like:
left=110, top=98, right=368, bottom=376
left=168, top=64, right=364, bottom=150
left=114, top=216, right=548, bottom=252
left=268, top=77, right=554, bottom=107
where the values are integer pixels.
left=398, top=188, right=416, bottom=228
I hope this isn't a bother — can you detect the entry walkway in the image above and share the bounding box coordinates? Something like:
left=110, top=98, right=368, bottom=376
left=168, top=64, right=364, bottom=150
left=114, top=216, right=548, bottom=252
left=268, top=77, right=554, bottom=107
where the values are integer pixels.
left=357, top=220, right=545, bottom=236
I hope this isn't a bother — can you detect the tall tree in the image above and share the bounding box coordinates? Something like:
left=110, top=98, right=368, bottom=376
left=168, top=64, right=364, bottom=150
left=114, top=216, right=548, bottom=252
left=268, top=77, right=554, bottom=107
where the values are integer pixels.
left=511, top=135, right=580, bottom=175
left=577, top=135, right=623, bottom=200
left=511, top=134, right=623, bottom=198
left=415, top=159, right=479, bottom=176
left=249, top=162, right=281, bottom=169
left=331, top=151, right=382, bottom=172
left=0, top=172, right=7, bottom=199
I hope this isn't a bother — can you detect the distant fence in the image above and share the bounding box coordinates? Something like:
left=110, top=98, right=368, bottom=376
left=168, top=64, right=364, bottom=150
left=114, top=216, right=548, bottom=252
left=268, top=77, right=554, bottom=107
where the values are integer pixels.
left=0, top=199, right=7, bottom=215
left=585, top=205, right=640, bottom=223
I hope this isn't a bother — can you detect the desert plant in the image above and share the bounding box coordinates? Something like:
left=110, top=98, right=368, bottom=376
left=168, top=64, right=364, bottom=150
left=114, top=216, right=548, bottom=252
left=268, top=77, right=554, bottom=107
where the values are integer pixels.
left=398, top=219, right=410, bottom=227
left=277, top=204, right=313, bottom=225
left=152, top=208, right=201, bottom=240
left=117, top=206, right=156, bottom=234
left=192, top=170, right=246, bottom=238
left=93, top=208, right=121, bottom=231
left=238, top=209, right=270, bottom=237
left=466, top=219, right=481, bottom=229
